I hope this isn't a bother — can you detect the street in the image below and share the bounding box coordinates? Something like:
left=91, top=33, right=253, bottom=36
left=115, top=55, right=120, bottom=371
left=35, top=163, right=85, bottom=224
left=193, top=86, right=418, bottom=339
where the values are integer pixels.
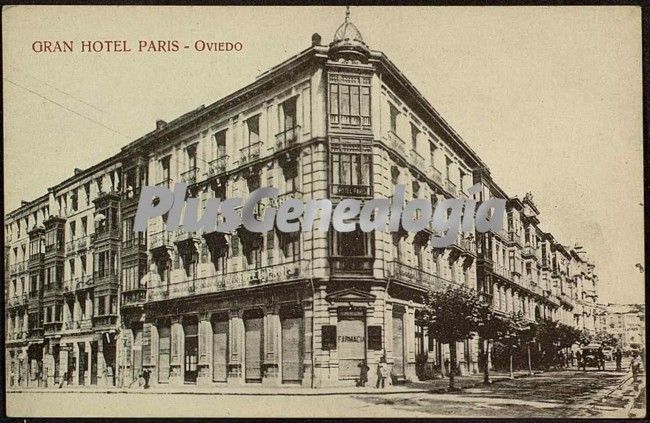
left=6, top=369, right=644, bottom=418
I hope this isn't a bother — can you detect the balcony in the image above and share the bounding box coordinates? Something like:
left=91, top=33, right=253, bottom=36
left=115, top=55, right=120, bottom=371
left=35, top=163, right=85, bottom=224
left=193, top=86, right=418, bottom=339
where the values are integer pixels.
left=409, top=149, right=425, bottom=170
left=275, top=125, right=301, bottom=151
left=76, top=237, right=90, bottom=252
left=431, top=167, right=443, bottom=186
left=65, top=240, right=76, bottom=254
left=74, top=274, right=93, bottom=291
left=93, top=272, right=118, bottom=287
left=9, top=262, right=21, bottom=275
left=44, top=321, right=63, bottom=334
left=63, top=319, right=92, bottom=332
left=148, top=261, right=304, bottom=302
left=7, top=293, right=27, bottom=307
left=385, top=261, right=447, bottom=291
left=92, top=314, right=119, bottom=329
left=207, top=156, right=229, bottom=177
left=330, top=256, right=374, bottom=276
left=28, top=327, right=44, bottom=339
left=156, top=178, right=173, bottom=189
left=240, top=141, right=262, bottom=165
left=7, top=331, right=26, bottom=342
left=122, top=288, right=147, bottom=307
left=521, top=245, right=537, bottom=259
left=332, top=184, right=371, bottom=197
left=445, top=179, right=457, bottom=195
left=180, top=168, right=198, bottom=185
left=507, top=231, right=522, bottom=246
left=386, top=130, right=407, bottom=157
left=492, top=265, right=512, bottom=281
left=150, top=231, right=174, bottom=250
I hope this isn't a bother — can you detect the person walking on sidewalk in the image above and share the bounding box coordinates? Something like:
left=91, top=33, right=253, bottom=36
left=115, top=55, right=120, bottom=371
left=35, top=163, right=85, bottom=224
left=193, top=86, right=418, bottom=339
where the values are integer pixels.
left=631, top=352, right=643, bottom=390
left=357, top=360, right=370, bottom=387
left=376, top=356, right=390, bottom=389
left=615, top=348, right=623, bottom=371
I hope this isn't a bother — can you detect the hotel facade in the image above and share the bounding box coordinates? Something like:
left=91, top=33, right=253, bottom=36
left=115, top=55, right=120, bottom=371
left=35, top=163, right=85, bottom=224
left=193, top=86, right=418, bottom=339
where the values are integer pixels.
left=5, top=16, right=600, bottom=389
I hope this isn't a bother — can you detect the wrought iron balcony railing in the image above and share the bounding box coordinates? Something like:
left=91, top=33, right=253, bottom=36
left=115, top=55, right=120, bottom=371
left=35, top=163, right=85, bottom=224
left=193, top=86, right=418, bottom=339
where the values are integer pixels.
left=207, top=156, right=229, bottom=177
left=275, top=125, right=301, bottom=151
left=180, top=168, right=198, bottom=185
left=240, top=141, right=262, bottom=165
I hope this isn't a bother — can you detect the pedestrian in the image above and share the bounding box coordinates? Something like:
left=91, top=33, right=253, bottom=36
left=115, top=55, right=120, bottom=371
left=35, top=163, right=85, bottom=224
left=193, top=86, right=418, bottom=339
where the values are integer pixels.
left=357, top=360, right=370, bottom=387
left=376, top=356, right=389, bottom=389
left=631, top=352, right=643, bottom=390
left=598, top=347, right=605, bottom=371
left=615, top=348, right=623, bottom=371
left=576, top=350, right=584, bottom=371
left=143, top=368, right=151, bottom=389
left=569, top=351, right=575, bottom=367
left=558, top=351, right=566, bottom=369
left=59, top=371, right=67, bottom=389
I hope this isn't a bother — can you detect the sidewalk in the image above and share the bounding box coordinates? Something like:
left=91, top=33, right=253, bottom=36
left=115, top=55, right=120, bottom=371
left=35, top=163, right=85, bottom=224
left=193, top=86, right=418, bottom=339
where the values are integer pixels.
left=6, top=370, right=539, bottom=396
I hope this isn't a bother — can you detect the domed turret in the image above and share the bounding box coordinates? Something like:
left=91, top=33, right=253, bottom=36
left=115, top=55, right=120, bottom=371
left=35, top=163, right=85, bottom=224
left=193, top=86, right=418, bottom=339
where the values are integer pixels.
left=329, top=7, right=370, bottom=63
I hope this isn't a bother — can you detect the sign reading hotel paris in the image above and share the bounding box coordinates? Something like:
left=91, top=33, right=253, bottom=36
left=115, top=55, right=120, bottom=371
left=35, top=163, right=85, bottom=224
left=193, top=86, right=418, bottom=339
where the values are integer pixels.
left=3, top=5, right=645, bottom=419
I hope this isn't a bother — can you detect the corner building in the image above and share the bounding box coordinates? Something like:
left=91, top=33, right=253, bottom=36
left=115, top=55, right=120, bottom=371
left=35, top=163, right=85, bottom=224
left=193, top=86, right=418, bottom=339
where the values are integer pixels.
left=5, top=14, right=598, bottom=389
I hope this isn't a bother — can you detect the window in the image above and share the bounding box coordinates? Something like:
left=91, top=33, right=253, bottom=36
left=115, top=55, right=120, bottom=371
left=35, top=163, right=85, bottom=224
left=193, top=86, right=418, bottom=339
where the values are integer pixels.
left=389, top=103, right=399, bottom=133
left=331, top=153, right=372, bottom=196
left=283, top=164, right=299, bottom=194
left=70, top=191, right=78, bottom=212
left=186, top=144, right=197, bottom=171
left=214, top=130, right=227, bottom=157
left=333, top=228, right=373, bottom=257
left=279, top=97, right=297, bottom=134
left=329, top=75, right=371, bottom=128
left=429, top=143, right=437, bottom=167
left=410, top=123, right=419, bottom=151
left=80, top=217, right=87, bottom=238
left=247, top=115, right=260, bottom=146
left=160, top=156, right=171, bottom=184
left=322, top=325, right=337, bottom=350
left=280, top=231, right=300, bottom=262
left=445, top=157, right=453, bottom=181
left=69, top=221, right=76, bottom=240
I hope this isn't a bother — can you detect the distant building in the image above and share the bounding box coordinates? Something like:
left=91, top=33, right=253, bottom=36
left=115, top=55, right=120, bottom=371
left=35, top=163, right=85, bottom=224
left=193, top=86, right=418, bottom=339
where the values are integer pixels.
left=600, top=303, right=645, bottom=351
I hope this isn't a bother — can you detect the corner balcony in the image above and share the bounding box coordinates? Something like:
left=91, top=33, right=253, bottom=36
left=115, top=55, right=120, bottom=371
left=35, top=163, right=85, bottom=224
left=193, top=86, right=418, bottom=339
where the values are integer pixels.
left=507, top=231, right=522, bottom=246
left=206, top=156, right=229, bottom=177
left=180, top=168, right=198, bottom=185
left=385, top=260, right=447, bottom=291
left=122, top=287, right=147, bottom=307
left=330, top=256, right=374, bottom=276
left=240, top=141, right=262, bottom=166
left=275, top=125, right=301, bottom=152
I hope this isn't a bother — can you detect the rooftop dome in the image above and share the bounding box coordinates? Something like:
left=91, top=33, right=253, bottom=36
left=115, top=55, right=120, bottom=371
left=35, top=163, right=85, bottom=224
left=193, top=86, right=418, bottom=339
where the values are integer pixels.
left=329, top=7, right=369, bottom=62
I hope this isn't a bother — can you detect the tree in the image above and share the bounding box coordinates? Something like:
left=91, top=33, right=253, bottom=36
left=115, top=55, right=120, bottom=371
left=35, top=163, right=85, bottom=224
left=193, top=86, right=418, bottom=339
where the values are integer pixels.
left=500, top=312, right=531, bottom=379
left=579, top=329, right=593, bottom=346
left=593, top=331, right=618, bottom=347
left=477, top=312, right=507, bottom=384
left=420, top=284, right=491, bottom=390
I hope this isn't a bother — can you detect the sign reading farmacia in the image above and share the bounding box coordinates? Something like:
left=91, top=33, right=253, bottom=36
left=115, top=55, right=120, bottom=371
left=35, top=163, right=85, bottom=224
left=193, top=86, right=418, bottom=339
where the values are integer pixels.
left=134, top=183, right=505, bottom=248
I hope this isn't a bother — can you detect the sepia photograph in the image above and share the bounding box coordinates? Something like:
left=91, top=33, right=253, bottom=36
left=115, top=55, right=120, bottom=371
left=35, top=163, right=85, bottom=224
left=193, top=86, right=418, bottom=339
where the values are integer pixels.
left=2, top=5, right=645, bottom=418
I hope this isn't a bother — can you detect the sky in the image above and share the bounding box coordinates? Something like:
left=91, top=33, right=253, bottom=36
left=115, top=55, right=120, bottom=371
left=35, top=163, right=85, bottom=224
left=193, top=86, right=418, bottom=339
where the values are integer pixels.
left=2, top=6, right=644, bottom=304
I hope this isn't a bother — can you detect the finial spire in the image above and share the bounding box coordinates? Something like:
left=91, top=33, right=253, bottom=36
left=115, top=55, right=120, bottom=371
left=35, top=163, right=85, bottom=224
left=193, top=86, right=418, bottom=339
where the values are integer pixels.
left=345, top=6, right=350, bottom=23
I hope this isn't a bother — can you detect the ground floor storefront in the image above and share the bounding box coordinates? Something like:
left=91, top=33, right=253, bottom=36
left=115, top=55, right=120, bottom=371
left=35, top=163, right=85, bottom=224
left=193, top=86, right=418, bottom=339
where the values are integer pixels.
left=117, top=279, right=480, bottom=388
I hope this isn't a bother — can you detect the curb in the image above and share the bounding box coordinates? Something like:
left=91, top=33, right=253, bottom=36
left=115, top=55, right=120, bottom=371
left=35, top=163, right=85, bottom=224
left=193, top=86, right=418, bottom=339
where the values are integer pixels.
left=6, top=372, right=541, bottom=397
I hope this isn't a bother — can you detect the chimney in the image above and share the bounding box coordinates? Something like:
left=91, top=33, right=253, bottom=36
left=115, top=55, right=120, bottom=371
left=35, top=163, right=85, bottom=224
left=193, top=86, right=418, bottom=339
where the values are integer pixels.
left=156, top=119, right=167, bottom=130
left=74, top=168, right=83, bottom=175
left=21, top=200, right=29, bottom=206
left=311, top=33, right=322, bottom=47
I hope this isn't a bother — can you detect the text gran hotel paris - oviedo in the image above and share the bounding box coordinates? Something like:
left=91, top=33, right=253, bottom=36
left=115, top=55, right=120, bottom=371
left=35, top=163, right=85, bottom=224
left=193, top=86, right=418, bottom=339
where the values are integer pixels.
left=4, top=14, right=599, bottom=389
